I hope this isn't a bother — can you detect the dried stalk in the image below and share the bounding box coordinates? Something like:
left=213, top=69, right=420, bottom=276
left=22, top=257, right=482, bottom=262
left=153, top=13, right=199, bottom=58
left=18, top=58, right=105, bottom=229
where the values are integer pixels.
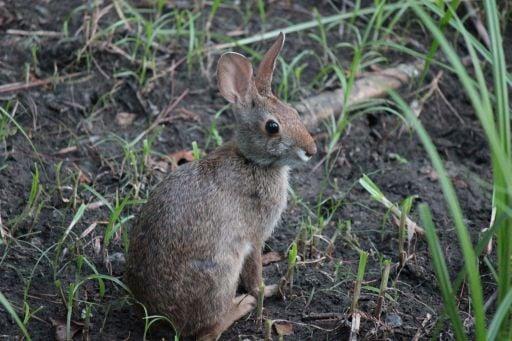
left=295, top=62, right=423, bottom=130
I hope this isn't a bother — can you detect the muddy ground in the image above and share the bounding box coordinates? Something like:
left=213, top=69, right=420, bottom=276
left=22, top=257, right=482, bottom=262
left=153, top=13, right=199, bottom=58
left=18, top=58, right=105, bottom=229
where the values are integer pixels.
left=0, top=1, right=509, bottom=340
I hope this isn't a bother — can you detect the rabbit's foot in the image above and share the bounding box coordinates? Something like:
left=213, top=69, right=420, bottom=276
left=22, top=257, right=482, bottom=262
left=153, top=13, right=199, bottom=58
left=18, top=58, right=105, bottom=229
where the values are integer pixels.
left=197, top=295, right=256, bottom=341
left=250, top=284, right=278, bottom=297
left=263, top=284, right=278, bottom=297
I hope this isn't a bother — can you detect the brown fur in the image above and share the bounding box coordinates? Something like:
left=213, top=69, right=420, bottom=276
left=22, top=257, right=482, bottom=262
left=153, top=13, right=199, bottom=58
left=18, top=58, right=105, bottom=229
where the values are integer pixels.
left=125, top=33, right=316, bottom=340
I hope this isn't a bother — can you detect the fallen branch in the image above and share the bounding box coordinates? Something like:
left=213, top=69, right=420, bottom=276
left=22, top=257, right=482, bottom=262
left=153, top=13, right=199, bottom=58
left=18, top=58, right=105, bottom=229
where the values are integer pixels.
left=6, top=29, right=64, bottom=37
left=295, top=62, right=423, bottom=130
left=0, top=73, right=85, bottom=95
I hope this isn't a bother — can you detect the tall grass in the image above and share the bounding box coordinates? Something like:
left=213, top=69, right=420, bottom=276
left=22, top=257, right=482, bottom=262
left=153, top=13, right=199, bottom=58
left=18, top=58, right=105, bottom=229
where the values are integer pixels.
left=392, top=1, right=511, bottom=339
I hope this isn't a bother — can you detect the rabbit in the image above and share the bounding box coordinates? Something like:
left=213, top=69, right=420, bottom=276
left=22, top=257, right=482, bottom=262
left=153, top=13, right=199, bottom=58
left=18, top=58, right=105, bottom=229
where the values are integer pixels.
left=124, top=32, right=317, bottom=341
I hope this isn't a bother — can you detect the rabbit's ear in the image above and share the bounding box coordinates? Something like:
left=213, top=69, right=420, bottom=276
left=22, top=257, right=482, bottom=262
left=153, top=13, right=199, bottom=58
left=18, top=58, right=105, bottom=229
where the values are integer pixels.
left=255, top=32, right=285, bottom=96
left=217, top=52, right=254, bottom=104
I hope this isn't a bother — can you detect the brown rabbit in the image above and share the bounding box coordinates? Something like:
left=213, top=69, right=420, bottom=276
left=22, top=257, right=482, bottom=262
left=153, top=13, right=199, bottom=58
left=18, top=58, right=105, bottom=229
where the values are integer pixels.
left=125, top=33, right=316, bottom=340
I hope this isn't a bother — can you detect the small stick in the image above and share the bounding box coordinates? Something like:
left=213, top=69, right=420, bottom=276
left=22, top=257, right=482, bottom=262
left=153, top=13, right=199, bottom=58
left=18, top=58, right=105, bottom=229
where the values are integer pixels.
left=302, top=312, right=342, bottom=321
left=412, top=313, right=432, bottom=341
left=374, top=260, right=391, bottom=320
left=398, top=196, right=415, bottom=268
left=0, top=72, right=85, bottom=95
left=0, top=202, right=10, bottom=243
left=6, top=29, right=64, bottom=37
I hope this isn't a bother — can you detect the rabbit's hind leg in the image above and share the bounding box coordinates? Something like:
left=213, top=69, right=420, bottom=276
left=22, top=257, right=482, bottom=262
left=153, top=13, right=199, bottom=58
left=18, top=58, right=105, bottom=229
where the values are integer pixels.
left=196, top=294, right=256, bottom=341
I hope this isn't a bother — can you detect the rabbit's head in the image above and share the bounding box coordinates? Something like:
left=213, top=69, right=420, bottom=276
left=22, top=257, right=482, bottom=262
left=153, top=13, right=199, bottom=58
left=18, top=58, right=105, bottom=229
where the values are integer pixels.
left=217, top=33, right=317, bottom=167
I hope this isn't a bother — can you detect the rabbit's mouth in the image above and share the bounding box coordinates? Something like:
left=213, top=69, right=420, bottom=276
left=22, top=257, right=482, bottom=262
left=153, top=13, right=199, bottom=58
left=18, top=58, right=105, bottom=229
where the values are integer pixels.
left=295, top=148, right=312, bottom=162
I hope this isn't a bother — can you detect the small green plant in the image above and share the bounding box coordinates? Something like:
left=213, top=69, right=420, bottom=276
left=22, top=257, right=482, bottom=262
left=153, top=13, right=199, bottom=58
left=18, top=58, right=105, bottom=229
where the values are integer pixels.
left=103, top=191, right=136, bottom=252
left=65, top=274, right=130, bottom=340
left=0, top=291, right=31, bottom=340
left=205, top=105, right=228, bottom=149
left=398, top=196, right=415, bottom=269
left=139, top=302, right=180, bottom=341
left=374, top=259, right=391, bottom=319
left=191, top=141, right=201, bottom=160
left=279, top=241, right=298, bottom=295
left=350, top=250, right=368, bottom=313
left=264, top=319, right=273, bottom=341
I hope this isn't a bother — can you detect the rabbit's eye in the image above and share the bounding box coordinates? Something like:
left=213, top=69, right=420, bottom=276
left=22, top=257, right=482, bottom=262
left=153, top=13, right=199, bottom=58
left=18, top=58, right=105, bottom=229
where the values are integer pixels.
left=265, top=120, right=279, bottom=134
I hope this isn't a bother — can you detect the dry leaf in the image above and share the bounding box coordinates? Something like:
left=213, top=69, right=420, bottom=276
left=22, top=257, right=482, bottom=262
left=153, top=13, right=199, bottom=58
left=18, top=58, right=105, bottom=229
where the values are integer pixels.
left=93, top=236, right=102, bottom=255
left=168, top=150, right=194, bottom=167
left=80, top=222, right=98, bottom=239
left=115, top=112, right=137, bottom=127
left=87, top=201, right=105, bottom=210
left=147, top=157, right=170, bottom=173
left=273, top=322, right=294, bottom=336
left=262, top=251, right=282, bottom=266
left=452, top=176, right=469, bottom=189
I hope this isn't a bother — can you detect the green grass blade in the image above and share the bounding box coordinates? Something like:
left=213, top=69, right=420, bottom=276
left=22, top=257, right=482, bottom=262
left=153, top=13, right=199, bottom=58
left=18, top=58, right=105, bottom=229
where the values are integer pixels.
left=0, top=291, right=31, bottom=341
left=484, top=0, right=512, bottom=334
left=419, top=0, right=461, bottom=84
left=419, top=204, right=466, bottom=340
left=390, top=89, right=486, bottom=340
left=487, top=290, right=512, bottom=341
left=213, top=3, right=405, bottom=49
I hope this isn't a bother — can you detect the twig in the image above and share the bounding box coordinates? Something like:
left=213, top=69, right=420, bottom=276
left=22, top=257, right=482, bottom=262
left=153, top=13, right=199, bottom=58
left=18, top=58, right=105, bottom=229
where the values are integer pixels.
left=0, top=201, right=10, bottom=244
left=0, top=73, right=85, bottom=94
left=6, top=29, right=64, bottom=37
left=412, top=313, right=432, bottom=341
left=131, top=89, right=189, bottom=146
left=302, top=312, right=342, bottom=321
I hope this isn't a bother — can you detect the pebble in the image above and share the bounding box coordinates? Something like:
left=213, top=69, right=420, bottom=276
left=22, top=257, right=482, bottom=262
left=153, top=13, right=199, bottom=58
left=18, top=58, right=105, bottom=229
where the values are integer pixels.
left=106, top=252, right=126, bottom=265
left=385, top=313, right=403, bottom=328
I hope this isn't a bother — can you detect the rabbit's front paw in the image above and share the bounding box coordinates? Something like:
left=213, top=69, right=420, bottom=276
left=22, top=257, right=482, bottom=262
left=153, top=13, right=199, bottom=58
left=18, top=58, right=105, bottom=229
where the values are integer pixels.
left=234, top=294, right=257, bottom=314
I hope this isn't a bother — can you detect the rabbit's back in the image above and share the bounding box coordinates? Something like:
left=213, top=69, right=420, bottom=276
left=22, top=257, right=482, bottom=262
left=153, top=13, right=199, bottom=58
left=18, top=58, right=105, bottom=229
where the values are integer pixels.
left=125, top=142, right=288, bottom=335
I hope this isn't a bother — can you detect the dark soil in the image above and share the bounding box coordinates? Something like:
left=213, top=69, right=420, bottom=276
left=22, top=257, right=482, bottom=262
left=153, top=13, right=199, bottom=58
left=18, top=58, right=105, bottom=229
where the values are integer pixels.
left=0, top=1, right=505, bottom=340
